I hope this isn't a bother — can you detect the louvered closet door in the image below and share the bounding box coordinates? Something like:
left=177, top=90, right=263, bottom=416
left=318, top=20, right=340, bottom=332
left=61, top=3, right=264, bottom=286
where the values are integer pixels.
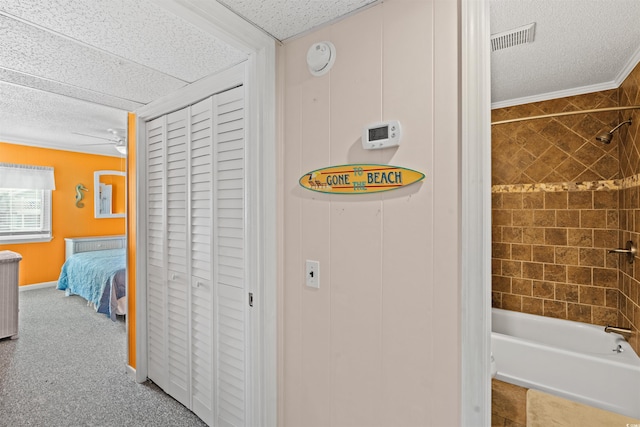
left=213, top=86, right=248, bottom=427
left=146, top=115, right=167, bottom=390
left=189, top=97, right=214, bottom=425
left=166, top=108, right=190, bottom=407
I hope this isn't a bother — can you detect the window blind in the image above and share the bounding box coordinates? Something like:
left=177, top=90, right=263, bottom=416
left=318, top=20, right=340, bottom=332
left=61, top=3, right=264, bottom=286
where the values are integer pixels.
left=0, top=189, right=51, bottom=238
left=0, top=163, right=56, bottom=190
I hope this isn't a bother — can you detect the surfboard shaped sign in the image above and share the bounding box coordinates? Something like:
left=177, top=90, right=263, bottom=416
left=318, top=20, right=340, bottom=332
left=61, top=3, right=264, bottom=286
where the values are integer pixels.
left=299, top=164, right=425, bottom=194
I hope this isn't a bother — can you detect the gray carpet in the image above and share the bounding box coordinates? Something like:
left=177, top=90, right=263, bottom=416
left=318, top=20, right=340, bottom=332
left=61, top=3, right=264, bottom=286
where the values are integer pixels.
left=0, top=286, right=206, bottom=427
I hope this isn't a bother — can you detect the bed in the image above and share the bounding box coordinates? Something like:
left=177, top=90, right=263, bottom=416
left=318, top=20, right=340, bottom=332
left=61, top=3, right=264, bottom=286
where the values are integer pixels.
left=57, top=235, right=126, bottom=321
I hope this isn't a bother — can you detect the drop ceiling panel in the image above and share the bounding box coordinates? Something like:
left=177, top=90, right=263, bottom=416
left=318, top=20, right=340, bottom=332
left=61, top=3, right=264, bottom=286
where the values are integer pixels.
left=0, top=68, right=142, bottom=111
left=0, top=15, right=186, bottom=103
left=0, top=82, right=127, bottom=156
left=217, top=0, right=378, bottom=41
left=0, top=0, right=247, bottom=82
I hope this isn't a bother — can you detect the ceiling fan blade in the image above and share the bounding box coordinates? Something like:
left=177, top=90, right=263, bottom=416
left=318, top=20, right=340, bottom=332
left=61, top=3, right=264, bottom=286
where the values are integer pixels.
left=71, top=132, right=116, bottom=142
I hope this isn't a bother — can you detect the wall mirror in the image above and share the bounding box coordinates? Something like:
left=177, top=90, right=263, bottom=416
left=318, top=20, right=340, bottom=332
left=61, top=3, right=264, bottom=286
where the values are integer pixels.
left=94, top=170, right=126, bottom=218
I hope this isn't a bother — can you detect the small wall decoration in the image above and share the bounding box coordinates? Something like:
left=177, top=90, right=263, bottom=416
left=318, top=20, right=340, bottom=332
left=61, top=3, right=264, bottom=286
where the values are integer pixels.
left=299, top=164, right=425, bottom=194
left=75, top=184, right=88, bottom=208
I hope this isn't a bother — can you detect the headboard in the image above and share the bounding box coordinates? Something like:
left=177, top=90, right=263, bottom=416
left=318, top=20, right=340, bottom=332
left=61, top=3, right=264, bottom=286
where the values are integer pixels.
left=64, top=235, right=126, bottom=260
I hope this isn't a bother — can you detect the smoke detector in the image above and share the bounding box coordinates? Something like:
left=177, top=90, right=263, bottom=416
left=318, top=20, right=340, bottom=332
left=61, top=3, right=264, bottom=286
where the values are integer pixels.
left=491, top=22, right=536, bottom=52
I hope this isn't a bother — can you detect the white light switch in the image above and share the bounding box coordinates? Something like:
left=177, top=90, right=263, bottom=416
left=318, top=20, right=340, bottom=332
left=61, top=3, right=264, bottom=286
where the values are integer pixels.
left=306, top=260, right=320, bottom=288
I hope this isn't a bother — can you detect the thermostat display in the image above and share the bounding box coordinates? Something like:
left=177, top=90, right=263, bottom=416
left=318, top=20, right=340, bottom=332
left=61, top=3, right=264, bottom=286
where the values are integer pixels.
left=362, top=120, right=401, bottom=150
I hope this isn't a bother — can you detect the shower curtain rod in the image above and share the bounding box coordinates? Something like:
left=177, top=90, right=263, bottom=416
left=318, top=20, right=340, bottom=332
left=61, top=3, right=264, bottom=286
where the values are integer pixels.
left=491, top=105, right=640, bottom=125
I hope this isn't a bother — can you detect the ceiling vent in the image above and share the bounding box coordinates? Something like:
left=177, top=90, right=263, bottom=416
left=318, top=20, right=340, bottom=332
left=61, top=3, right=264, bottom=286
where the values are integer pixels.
left=491, top=23, right=536, bottom=52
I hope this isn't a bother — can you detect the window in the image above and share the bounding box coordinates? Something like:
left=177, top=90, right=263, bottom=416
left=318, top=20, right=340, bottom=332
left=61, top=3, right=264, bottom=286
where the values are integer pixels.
left=0, top=189, right=52, bottom=243
left=0, top=163, right=55, bottom=244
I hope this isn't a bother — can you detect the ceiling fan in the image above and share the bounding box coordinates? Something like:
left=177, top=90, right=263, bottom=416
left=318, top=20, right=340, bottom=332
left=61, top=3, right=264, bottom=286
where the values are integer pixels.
left=72, top=128, right=127, bottom=155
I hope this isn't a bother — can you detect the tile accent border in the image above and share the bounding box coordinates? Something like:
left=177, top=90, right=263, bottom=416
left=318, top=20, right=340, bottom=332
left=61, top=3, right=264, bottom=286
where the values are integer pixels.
left=492, top=174, right=640, bottom=193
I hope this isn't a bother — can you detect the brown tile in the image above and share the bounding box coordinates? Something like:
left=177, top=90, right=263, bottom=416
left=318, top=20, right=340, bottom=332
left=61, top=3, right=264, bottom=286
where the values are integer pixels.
left=511, top=244, right=532, bottom=261
left=568, top=191, right=593, bottom=209
left=592, top=268, right=618, bottom=288
left=502, top=261, right=522, bottom=277
left=592, top=155, right=618, bottom=180
left=492, top=242, right=511, bottom=259
left=579, top=286, right=605, bottom=305
left=533, top=281, right=555, bottom=299
left=503, top=227, right=523, bottom=243
left=592, top=306, right=619, bottom=326
left=503, top=193, right=523, bottom=209
left=605, top=288, right=619, bottom=308
left=567, top=228, right=593, bottom=246
left=567, top=266, right=592, bottom=285
left=574, top=143, right=606, bottom=170
left=581, top=210, right=607, bottom=228
left=522, top=297, right=543, bottom=315
left=493, top=258, right=502, bottom=275
left=512, top=210, right=534, bottom=227
left=533, top=210, right=556, bottom=227
left=492, top=193, right=503, bottom=209
left=555, top=247, right=579, bottom=265
left=493, top=275, right=511, bottom=293
left=522, top=228, right=545, bottom=244
left=545, top=192, right=568, bottom=209
left=491, top=380, right=527, bottom=426
left=493, top=210, right=512, bottom=226
left=522, top=192, right=544, bottom=209
left=545, top=228, right=567, bottom=245
left=544, top=264, right=566, bottom=282
left=492, top=292, right=502, bottom=308
left=607, top=209, right=619, bottom=229
left=605, top=251, right=619, bottom=269
left=532, top=245, right=555, bottom=263
left=555, top=158, right=585, bottom=181
left=502, top=294, right=522, bottom=311
left=493, top=226, right=503, bottom=243
left=593, top=229, right=618, bottom=249
left=522, top=262, right=543, bottom=280
left=556, top=283, right=580, bottom=302
left=567, top=303, right=592, bottom=323
left=512, top=278, right=532, bottom=296
left=544, top=300, right=567, bottom=319
left=579, top=248, right=605, bottom=267
left=593, top=190, right=618, bottom=209
left=556, top=210, right=580, bottom=227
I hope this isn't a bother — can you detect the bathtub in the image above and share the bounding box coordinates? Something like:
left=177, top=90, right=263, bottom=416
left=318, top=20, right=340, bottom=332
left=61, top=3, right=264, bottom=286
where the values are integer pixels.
left=491, top=308, right=640, bottom=419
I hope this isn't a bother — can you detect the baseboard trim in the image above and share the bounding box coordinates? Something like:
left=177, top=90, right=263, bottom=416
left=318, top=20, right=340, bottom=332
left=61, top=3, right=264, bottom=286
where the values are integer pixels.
left=126, top=365, right=139, bottom=382
left=19, top=281, right=57, bottom=292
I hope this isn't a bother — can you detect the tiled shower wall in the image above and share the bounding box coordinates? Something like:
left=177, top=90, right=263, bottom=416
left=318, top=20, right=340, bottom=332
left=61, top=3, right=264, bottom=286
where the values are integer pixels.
left=618, top=62, right=640, bottom=354
left=492, top=62, right=640, bottom=355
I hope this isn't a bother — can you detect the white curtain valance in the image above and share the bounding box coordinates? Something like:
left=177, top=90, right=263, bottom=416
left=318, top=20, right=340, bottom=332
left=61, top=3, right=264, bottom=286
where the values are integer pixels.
left=0, top=163, right=56, bottom=190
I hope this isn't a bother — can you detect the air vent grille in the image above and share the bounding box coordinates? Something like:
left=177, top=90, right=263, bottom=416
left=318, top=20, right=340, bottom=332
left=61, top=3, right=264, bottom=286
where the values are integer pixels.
left=491, top=23, right=536, bottom=52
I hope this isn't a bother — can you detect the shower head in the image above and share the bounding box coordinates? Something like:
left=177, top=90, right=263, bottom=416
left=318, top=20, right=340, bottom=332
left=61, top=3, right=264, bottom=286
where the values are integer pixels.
left=595, top=118, right=632, bottom=144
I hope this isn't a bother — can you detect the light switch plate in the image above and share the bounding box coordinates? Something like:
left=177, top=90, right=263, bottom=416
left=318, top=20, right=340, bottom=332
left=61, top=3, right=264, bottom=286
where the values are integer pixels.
left=306, top=260, right=319, bottom=288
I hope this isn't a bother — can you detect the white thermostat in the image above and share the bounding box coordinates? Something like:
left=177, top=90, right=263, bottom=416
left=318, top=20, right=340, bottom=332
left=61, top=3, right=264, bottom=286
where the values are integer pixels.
left=362, top=120, right=401, bottom=150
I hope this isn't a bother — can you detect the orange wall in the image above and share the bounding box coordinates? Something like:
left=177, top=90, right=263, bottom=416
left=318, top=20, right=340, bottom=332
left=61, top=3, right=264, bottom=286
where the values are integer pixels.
left=0, top=142, right=126, bottom=285
left=126, top=112, right=137, bottom=369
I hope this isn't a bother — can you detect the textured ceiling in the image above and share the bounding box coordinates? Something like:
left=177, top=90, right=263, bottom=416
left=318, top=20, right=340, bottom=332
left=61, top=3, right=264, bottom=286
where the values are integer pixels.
left=0, top=0, right=248, bottom=156
left=491, top=0, right=640, bottom=107
left=217, top=0, right=378, bottom=41
left=1, top=0, right=639, bottom=157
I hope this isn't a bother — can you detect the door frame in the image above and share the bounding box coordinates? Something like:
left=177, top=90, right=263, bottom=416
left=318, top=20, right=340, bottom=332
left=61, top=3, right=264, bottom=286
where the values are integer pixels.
left=134, top=1, right=277, bottom=425
left=460, top=0, right=491, bottom=424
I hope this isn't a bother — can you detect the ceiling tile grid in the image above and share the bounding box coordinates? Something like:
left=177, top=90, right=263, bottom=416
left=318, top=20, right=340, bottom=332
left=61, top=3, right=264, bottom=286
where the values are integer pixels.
left=0, top=15, right=187, bottom=103
left=0, top=0, right=247, bottom=82
left=0, top=68, right=142, bottom=111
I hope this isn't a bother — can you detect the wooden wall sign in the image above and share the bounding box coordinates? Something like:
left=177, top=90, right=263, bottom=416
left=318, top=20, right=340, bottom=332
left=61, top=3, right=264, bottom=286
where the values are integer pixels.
left=299, top=164, right=425, bottom=194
